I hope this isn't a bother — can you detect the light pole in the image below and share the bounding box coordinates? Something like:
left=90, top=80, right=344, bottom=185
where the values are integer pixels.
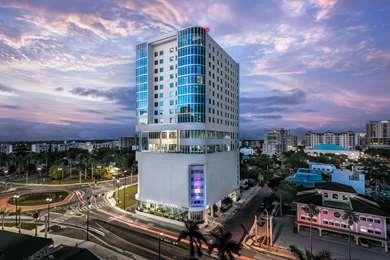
left=158, top=232, right=163, bottom=260
left=264, top=208, right=269, bottom=246
left=123, top=170, right=127, bottom=210
left=37, top=167, right=42, bottom=184
left=45, top=197, right=52, bottom=238
left=116, top=179, right=120, bottom=205
left=86, top=198, right=91, bottom=241
left=13, top=195, right=19, bottom=229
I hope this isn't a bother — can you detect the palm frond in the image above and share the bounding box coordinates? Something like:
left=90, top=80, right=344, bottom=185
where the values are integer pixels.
left=289, top=245, right=305, bottom=260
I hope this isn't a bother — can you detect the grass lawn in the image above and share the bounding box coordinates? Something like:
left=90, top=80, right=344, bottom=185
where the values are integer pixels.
left=2, top=222, right=37, bottom=230
left=114, top=185, right=138, bottom=210
left=8, top=191, right=69, bottom=206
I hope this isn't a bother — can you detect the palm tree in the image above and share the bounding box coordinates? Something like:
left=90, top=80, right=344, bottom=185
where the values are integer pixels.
left=342, top=210, right=359, bottom=260
left=207, top=225, right=246, bottom=260
left=303, top=204, right=319, bottom=255
left=290, top=245, right=331, bottom=260
left=1, top=208, right=9, bottom=230
left=176, top=220, right=208, bottom=259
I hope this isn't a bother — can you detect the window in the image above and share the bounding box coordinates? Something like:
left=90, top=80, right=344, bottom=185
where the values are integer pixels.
left=374, top=230, right=381, bottom=235
left=169, top=91, right=175, bottom=97
left=341, top=224, right=347, bottom=228
left=322, top=210, right=328, bottom=214
left=368, top=229, right=374, bottom=234
left=170, top=74, right=174, bottom=79
left=154, top=68, right=158, bottom=73
left=334, top=212, right=341, bottom=218
left=159, top=110, right=163, bottom=115
left=169, top=82, right=174, bottom=88
left=159, top=84, right=164, bottom=89
left=154, top=77, right=158, bottom=82
left=342, top=195, right=348, bottom=200
left=169, top=109, right=175, bottom=114
left=159, top=76, right=164, bottom=81
left=323, top=220, right=328, bottom=225
left=301, top=216, right=306, bottom=220
left=374, top=219, right=381, bottom=224
left=367, top=218, right=373, bottom=223
left=159, top=59, right=163, bottom=64
left=332, top=193, right=338, bottom=199
left=170, top=100, right=174, bottom=106
left=360, top=217, right=366, bottom=221
left=159, top=93, right=163, bottom=98
left=154, top=102, right=158, bottom=107
left=169, top=56, right=174, bottom=62
left=154, top=51, right=158, bottom=57
left=170, top=65, right=174, bottom=70
left=324, top=192, right=329, bottom=197
left=154, top=85, right=158, bottom=90
left=160, top=67, right=164, bottom=73
left=154, top=119, right=158, bottom=123
left=154, top=94, right=158, bottom=98
left=154, top=60, right=158, bottom=65
left=154, top=110, right=158, bottom=115
left=169, top=47, right=174, bottom=53
left=335, top=223, right=340, bottom=227
left=159, top=101, right=164, bottom=106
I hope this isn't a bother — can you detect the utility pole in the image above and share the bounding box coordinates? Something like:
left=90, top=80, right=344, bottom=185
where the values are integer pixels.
left=123, top=170, right=127, bottom=210
left=46, top=197, right=52, bottom=238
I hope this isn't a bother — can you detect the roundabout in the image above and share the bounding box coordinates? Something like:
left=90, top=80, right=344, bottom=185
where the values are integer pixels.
left=0, top=190, right=74, bottom=212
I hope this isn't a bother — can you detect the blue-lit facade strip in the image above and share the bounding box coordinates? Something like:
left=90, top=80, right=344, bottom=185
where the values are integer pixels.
left=136, top=43, right=148, bottom=124
left=177, top=27, right=206, bottom=123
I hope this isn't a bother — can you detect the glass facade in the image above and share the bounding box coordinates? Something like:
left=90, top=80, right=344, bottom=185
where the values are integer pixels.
left=177, top=27, right=206, bottom=123
left=136, top=43, right=148, bottom=124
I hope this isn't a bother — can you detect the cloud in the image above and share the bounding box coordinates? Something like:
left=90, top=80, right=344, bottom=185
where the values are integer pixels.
left=241, top=88, right=307, bottom=106
left=311, top=0, right=338, bottom=21
left=69, top=86, right=135, bottom=110
left=0, top=104, right=20, bottom=110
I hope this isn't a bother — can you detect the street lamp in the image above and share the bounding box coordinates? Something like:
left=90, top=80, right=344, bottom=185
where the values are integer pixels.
left=45, top=197, right=52, bottom=238
left=37, top=167, right=42, bottom=184
left=13, top=195, right=20, bottom=232
left=58, top=168, right=63, bottom=183
left=116, top=179, right=120, bottom=205
left=158, top=232, right=164, bottom=260
left=123, top=170, right=127, bottom=210
left=86, top=198, right=91, bottom=241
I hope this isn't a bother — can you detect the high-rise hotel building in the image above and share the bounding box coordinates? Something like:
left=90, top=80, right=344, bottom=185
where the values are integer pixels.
left=135, top=26, right=240, bottom=221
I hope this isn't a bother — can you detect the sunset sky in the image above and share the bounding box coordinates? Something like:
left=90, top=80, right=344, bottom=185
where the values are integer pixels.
left=0, top=0, right=389, bottom=141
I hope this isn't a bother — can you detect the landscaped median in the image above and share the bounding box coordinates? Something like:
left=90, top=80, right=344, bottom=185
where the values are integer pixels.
left=0, top=191, right=74, bottom=212
left=113, top=184, right=137, bottom=211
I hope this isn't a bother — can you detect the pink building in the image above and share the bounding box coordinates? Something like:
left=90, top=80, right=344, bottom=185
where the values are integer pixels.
left=295, top=182, right=388, bottom=252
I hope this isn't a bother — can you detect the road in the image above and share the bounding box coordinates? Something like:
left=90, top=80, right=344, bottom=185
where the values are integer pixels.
left=0, top=179, right=285, bottom=259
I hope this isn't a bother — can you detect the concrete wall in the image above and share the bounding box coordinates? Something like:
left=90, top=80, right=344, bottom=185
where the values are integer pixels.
left=136, top=151, right=239, bottom=209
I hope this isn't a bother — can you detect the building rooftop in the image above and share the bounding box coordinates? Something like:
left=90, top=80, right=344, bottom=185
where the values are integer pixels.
left=315, top=182, right=356, bottom=193
left=0, top=230, right=53, bottom=259
left=313, top=144, right=347, bottom=151
left=41, top=245, right=99, bottom=260
left=295, top=184, right=389, bottom=217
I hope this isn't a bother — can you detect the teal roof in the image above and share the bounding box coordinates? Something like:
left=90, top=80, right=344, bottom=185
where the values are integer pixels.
left=313, top=144, right=347, bottom=151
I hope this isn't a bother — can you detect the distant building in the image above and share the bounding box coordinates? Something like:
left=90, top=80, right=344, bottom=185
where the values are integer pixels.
left=304, top=144, right=361, bottom=160
left=119, top=136, right=136, bottom=150
left=305, top=131, right=360, bottom=150
left=31, top=143, right=50, bottom=153
left=288, top=168, right=325, bottom=188
left=331, top=168, right=365, bottom=194
left=240, top=147, right=254, bottom=157
left=240, top=139, right=263, bottom=151
left=295, top=182, right=388, bottom=252
left=0, top=143, right=12, bottom=154
left=309, top=162, right=337, bottom=174
left=367, top=120, right=390, bottom=149
left=263, top=129, right=297, bottom=156
left=12, top=143, right=31, bottom=154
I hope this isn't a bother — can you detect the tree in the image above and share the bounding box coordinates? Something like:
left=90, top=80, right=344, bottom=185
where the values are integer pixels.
left=303, top=204, right=319, bottom=255
left=207, top=225, right=246, bottom=260
left=16, top=207, right=21, bottom=233
left=48, top=165, right=62, bottom=180
left=1, top=208, right=9, bottom=230
left=342, top=210, right=359, bottom=260
left=289, top=245, right=331, bottom=260
left=176, top=220, right=207, bottom=259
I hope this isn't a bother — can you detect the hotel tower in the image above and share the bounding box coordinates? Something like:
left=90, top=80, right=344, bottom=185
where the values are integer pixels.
left=135, top=26, right=239, bottom=222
